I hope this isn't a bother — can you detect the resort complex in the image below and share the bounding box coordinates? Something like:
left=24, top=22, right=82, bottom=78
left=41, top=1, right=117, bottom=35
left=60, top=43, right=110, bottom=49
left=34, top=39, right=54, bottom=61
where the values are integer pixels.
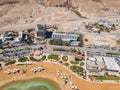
left=0, top=0, right=120, bottom=90
left=0, top=21, right=120, bottom=90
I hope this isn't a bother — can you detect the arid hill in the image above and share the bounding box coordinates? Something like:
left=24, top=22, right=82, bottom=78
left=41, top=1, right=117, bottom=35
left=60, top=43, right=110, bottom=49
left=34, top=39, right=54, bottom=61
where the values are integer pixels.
left=0, top=0, right=119, bottom=28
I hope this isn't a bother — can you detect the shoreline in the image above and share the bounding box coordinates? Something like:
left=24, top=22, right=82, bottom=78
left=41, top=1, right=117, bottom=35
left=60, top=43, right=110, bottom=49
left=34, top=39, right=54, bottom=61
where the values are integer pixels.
left=0, top=77, right=60, bottom=90
left=0, top=62, right=72, bottom=90
left=0, top=62, right=120, bottom=90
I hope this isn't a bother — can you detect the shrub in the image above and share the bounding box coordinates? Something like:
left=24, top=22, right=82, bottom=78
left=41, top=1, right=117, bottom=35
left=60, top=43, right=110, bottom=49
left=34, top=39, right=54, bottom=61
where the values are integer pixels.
left=116, top=39, right=120, bottom=45
left=80, top=62, right=84, bottom=66
left=5, top=60, right=16, bottom=66
left=84, top=38, right=88, bottom=42
left=70, top=65, right=83, bottom=76
left=64, top=63, right=69, bottom=66
left=49, top=39, right=63, bottom=45
left=70, top=61, right=79, bottom=64
left=75, top=57, right=80, bottom=61
left=41, top=55, right=46, bottom=61
left=30, top=57, right=40, bottom=62
left=70, top=48, right=77, bottom=53
left=53, top=48, right=69, bottom=52
left=48, top=54, right=59, bottom=61
left=59, top=61, right=63, bottom=64
left=49, top=39, right=69, bottom=46
left=18, top=57, right=28, bottom=62
left=62, top=56, right=68, bottom=61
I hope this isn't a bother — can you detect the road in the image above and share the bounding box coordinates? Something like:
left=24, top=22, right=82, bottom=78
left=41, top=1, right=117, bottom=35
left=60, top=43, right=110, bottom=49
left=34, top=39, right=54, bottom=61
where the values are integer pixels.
left=31, top=42, right=120, bottom=57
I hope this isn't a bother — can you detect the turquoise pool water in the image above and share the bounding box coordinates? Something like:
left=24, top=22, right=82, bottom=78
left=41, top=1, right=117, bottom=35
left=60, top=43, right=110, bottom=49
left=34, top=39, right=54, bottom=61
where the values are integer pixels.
left=0, top=78, right=60, bottom=90
left=70, top=41, right=79, bottom=46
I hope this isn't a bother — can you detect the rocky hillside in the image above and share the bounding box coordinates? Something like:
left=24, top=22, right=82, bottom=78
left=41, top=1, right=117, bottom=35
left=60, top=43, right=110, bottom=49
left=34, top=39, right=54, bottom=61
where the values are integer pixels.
left=0, top=0, right=119, bottom=28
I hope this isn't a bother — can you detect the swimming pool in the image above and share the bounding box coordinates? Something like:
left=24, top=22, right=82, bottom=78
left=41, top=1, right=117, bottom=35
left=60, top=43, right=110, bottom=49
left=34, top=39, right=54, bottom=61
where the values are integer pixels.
left=70, top=41, right=79, bottom=46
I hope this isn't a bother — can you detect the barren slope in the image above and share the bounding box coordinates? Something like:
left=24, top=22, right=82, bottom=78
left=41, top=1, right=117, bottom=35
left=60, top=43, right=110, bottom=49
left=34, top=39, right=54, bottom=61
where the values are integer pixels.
left=0, top=0, right=119, bottom=28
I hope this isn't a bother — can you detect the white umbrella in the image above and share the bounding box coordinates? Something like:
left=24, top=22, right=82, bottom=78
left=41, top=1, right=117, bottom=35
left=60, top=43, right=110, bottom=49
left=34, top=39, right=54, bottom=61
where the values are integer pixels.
left=71, top=85, right=75, bottom=89
left=74, top=86, right=78, bottom=90
left=4, top=70, right=12, bottom=74
left=57, top=72, right=60, bottom=76
left=37, top=67, right=42, bottom=72
left=57, top=70, right=60, bottom=73
left=69, top=82, right=73, bottom=85
left=61, top=75, right=64, bottom=79
left=31, top=67, right=37, bottom=72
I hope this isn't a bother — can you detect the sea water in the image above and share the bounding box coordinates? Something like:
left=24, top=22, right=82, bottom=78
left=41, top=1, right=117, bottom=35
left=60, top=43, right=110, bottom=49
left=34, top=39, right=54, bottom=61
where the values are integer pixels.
left=0, top=78, right=60, bottom=90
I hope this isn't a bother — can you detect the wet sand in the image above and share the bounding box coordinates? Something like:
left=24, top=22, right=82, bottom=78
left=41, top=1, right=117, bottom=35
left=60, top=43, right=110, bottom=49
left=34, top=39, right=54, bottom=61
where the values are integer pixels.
left=0, top=62, right=120, bottom=90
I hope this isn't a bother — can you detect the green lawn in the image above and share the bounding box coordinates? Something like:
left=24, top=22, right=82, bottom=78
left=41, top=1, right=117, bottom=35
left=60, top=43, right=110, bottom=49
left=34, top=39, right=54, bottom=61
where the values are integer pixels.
left=89, top=75, right=120, bottom=80
left=70, top=61, right=79, bottom=64
left=5, top=60, right=16, bottom=66
left=48, top=54, right=60, bottom=61
left=29, top=57, right=40, bottom=62
left=53, top=48, right=69, bottom=52
left=62, top=56, right=68, bottom=61
left=64, top=63, right=69, bottom=66
left=18, top=57, right=28, bottom=62
left=80, top=62, right=84, bottom=66
left=70, top=65, right=83, bottom=76
left=41, top=55, right=46, bottom=61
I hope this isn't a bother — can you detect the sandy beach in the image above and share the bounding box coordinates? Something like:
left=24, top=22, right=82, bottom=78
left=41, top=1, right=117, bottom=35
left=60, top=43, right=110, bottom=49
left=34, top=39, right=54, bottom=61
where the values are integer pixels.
left=0, top=62, right=120, bottom=90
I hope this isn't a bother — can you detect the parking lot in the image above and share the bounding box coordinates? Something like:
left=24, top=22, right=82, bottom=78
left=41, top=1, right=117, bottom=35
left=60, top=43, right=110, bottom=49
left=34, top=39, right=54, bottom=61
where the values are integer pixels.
left=0, top=43, right=32, bottom=61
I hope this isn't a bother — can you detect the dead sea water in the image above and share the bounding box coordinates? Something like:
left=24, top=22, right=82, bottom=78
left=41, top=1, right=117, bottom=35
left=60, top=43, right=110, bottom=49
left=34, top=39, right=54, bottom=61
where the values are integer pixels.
left=0, top=78, right=60, bottom=90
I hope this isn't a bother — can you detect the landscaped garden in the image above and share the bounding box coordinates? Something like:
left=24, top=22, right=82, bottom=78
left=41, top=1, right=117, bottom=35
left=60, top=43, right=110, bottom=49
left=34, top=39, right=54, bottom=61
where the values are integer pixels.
left=29, top=57, right=40, bottom=62
left=64, top=62, right=69, bottom=66
left=53, top=48, right=69, bottom=52
left=18, top=57, right=28, bottom=62
left=49, top=39, right=69, bottom=46
left=70, top=65, right=84, bottom=76
left=70, top=61, right=79, bottom=64
left=89, top=75, right=120, bottom=81
left=48, top=54, right=60, bottom=61
left=5, top=60, right=16, bottom=66
left=62, top=56, right=68, bottom=61
left=80, top=62, right=84, bottom=66
left=41, top=55, right=46, bottom=61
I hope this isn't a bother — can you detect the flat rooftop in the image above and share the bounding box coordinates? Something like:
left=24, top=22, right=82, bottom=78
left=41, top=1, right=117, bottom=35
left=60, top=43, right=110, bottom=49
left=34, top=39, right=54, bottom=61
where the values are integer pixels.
left=103, top=57, right=120, bottom=71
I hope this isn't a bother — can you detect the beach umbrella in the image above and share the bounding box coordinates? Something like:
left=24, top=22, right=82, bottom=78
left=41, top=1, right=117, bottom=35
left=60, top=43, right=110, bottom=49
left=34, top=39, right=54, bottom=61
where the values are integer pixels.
left=64, top=76, right=67, bottom=79
left=57, top=72, right=60, bottom=76
left=4, top=70, right=12, bottom=74
left=61, top=75, right=64, bottom=79
left=12, top=70, right=17, bottom=74
left=33, top=69, right=37, bottom=72
left=74, top=86, right=78, bottom=90
left=63, top=80, right=68, bottom=85
left=69, top=82, right=74, bottom=86
left=57, top=70, right=60, bottom=73
left=40, top=67, right=44, bottom=70
left=13, top=68, right=20, bottom=73
left=32, top=67, right=38, bottom=72
left=37, top=67, right=42, bottom=72
left=13, top=68, right=19, bottom=71
left=71, top=85, right=75, bottom=89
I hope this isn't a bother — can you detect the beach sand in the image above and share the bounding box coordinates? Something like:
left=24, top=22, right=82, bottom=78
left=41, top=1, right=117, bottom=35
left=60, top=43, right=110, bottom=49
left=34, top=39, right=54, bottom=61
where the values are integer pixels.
left=0, top=62, right=120, bottom=90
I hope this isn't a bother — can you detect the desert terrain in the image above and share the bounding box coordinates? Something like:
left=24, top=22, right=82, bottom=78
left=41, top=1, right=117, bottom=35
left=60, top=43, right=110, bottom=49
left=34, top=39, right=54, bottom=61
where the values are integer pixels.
left=0, top=0, right=120, bottom=46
